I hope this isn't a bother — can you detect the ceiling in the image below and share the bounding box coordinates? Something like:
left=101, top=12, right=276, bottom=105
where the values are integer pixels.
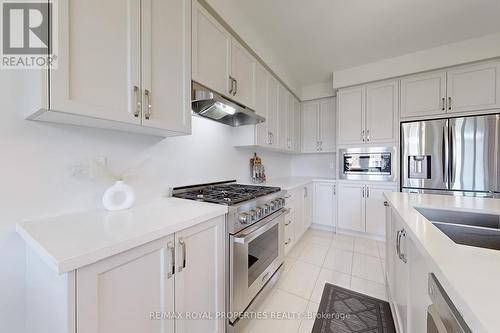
left=228, top=0, right=500, bottom=88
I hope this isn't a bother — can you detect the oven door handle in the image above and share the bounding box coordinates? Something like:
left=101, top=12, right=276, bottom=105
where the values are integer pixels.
left=233, top=211, right=284, bottom=245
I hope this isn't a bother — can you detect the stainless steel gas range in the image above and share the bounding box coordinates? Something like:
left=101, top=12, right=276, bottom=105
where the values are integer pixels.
left=172, top=180, right=287, bottom=331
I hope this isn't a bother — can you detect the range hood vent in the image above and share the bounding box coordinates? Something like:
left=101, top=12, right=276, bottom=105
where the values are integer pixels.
left=191, top=81, right=265, bottom=127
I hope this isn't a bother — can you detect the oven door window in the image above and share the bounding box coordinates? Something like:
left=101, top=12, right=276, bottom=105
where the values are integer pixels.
left=247, top=223, right=279, bottom=287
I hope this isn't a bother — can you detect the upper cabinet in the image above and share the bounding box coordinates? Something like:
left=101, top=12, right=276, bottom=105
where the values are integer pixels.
left=337, top=79, right=397, bottom=146
left=230, top=40, right=257, bottom=109
left=401, top=61, right=500, bottom=119
left=192, top=1, right=256, bottom=108
left=446, top=62, right=500, bottom=114
left=301, top=97, right=336, bottom=153
left=400, top=71, right=447, bottom=118
left=192, top=1, right=231, bottom=97
left=28, top=0, right=192, bottom=137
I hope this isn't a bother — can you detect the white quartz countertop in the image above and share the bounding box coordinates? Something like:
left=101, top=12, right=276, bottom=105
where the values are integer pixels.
left=261, top=177, right=335, bottom=191
left=16, top=198, right=227, bottom=274
left=384, top=192, right=500, bottom=333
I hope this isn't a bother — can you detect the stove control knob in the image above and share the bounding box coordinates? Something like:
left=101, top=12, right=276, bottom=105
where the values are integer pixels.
left=270, top=201, right=276, bottom=210
left=257, top=207, right=265, bottom=217
left=249, top=209, right=257, bottom=221
left=238, top=213, right=250, bottom=224
left=274, top=199, right=282, bottom=209
left=263, top=204, right=271, bottom=214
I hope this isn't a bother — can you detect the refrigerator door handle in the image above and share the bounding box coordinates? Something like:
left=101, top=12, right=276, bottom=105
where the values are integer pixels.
left=442, top=123, right=449, bottom=188
left=449, top=124, right=456, bottom=185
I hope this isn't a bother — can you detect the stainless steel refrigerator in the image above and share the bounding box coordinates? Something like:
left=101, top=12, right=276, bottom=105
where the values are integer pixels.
left=401, top=114, right=500, bottom=197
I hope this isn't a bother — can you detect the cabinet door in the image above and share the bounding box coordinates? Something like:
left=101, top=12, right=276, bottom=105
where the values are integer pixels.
left=50, top=0, right=141, bottom=124
left=400, top=71, right=447, bottom=118
left=293, top=195, right=305, bottom=240
left=313, top=182, right=334, bottom=227
left=267, top=75, right=279, bottom=146
left=447, top=62, right=500, bottom=113
left=294, top=98, right=302, bottom=152
left=287, top=94, right=296, bottom=151
left=77, top=236, right=175, bottom=333
left=175, top=217, right=225, bottom=333
left=393, top=215, right=409, bottom=333
left=319, top=97, right=336, bottom=152
left=301, top=101, right=320, bottom=153
left=192, top=2, right=231, bottom=97
left=304, top=183, right=313, bottom=229
left=408, top=240, right=431, bottom=333
left=278, top=85, right=289, bottom=150
left=255, top=64, right=269, bottom=146
left=337, top=86, right=365, bottom=145
left=141, top=0, right=191, bottom=133
left=365, top=80, right=398, bottom=144
left=231, top=39, right=256, bottom=109
left=337, top=182, right=364, bottom=232
left=365, top=185, right=396, bottom=237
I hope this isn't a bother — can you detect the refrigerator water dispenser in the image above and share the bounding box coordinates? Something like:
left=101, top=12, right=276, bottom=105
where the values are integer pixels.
left=408, top=155, right=431, bottom=179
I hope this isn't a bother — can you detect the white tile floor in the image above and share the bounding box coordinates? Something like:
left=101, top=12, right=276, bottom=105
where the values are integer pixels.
left=243, top=228, right=387, bottom=333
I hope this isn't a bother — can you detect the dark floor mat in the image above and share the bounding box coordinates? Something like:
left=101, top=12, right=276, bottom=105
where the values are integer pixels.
left=312, top=283, right=396, bottom=333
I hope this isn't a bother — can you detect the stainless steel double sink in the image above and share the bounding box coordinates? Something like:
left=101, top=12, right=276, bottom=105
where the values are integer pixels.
left=415, top=207, right=500, bottom=251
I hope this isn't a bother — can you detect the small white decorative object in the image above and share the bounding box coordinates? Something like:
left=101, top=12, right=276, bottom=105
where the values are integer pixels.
left=102, top=180, right=136, bottom=211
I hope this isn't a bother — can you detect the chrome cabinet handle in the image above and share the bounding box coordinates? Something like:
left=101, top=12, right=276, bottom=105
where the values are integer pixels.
left=448, top=97, right=452, bottom=111
left=167, top=241, right=175, bottom=279
left=320, top=141, right=323, bottom=151
left=396, top=230, right=401, bottom=257
left=396, top=229, right=407, bottom=263
left=362, top=186, right=365, bottom=198
left=366, top=186, right=369, bottom=198
left=285, top=220, right=291, bottom=226
left=144, top=89, right=152, bottom=120
left=133, top=86, right=141, bottom=118
left=229, top=76, right=234, bottom=95
left=333, top=185, right=336, bottom=196
left=361, top=130, right=365, bottom=142
left=384, top=201, right=389, bottom=207
left=366, top=130, right=370, bottom=142
left=178, top=238, right=186, bottom=272
left=304, top=187, right=308, bottom=198
left=234, top=78, right=238, bottom=95
left=441, top=97, right=445, bottom=111
left=285, top=238, right=291, bottom=245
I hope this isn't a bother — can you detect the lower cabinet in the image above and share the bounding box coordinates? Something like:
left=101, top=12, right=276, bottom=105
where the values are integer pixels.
left=283, top=183, right=315, bottom=254
left=313, top=182, right=336, bottom=228
left=337, top=181, right=397, bottom=236
left=385, top=202, right=431, bottom=333
left=76, top=216, right=225, bottom=333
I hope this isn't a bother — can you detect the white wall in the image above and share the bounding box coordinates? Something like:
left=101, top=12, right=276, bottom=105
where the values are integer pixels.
left=291, top=153, right=336, bottom=178
left=0, top=71, right=291, bottom=333
left=332, top=32, right=500, bottom=88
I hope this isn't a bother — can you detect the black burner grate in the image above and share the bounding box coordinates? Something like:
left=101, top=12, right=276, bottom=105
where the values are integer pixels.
left=173, top=184, right=281, bottom=205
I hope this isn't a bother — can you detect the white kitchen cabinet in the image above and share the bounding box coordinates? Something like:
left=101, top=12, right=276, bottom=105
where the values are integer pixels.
left=278, top=84, right=289, bottom=150
left=293, top=98, right=302, bottom=152
left=174, top=217, right=225, bottom=333
left=400, top=60, right=500, bottom=119
left=301, top=97, right=336, bottom=153
left=287, top=93, right=296, bottom=151
left=231, top=39, right=256, bottom=109
left=337, top=182, right=397, bottom=236
left=77, top=236, right=175, bottom=333
left=71, top=217, right=224, bottom=333
left=29, top=0, right=191, bottom=137
left=400, top=71, right=447, bottom=118
left=365, top=80, right=398, bottom=144
left=254, top=64, right=269, bottom=146
left=267, top=75, right=280, bottom=147
left=337, top=86, right=365, bottom=145
left=301, top=101, right=320, bottom=152
left=446, top=61, right=500, bottom=114
left=313, top=182, right=336, bottom=228
left=284, top=210, right=296, bottom=256
left=304, top=183, right=313, bottom=229
left=337, top=182, right=365, bottom=232
left=338, top=80, right=397, bottom=146
left=192, top=1, right=231, bottom=97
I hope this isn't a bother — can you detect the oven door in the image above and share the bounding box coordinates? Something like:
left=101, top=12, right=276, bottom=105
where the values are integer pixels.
left=230, top=210, right=285, bottom=317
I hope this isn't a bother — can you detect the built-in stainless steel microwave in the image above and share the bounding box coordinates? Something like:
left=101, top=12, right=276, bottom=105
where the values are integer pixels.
left=339, top=147, right=397, bottom=181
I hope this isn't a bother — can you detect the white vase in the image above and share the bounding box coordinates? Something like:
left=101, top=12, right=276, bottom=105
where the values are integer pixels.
left=102, top=181, right=136, bottom=211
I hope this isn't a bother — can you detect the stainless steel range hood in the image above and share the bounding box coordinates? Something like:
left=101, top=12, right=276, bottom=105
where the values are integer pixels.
left=191, top=81, right=265, bottom=127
